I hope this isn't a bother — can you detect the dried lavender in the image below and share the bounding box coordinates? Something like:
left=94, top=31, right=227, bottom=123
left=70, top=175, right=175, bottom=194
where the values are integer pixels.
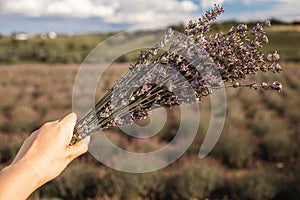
left=70, top=4, right=283, bottom=144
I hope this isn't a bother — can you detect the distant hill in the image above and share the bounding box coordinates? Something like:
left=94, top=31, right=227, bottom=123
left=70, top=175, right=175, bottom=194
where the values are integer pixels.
left=0, top=21, right=299, bottom=64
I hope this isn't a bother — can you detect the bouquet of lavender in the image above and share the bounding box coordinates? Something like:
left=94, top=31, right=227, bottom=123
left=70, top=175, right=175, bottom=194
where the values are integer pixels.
left=70, top=4, right=282, bottom=144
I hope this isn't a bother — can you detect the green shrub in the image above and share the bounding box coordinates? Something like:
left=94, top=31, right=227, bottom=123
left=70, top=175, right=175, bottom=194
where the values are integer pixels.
left=246, top=105, right=281, bottom=137
left=0, top=140, right=12, bottom=164
left=250, top=122, right=270, bottom=137
left=275, top=168, right=300, bottom=200
left=283, top=97, right=300, bottom=125
left=40, top=164, right=99, bottom=199
left=211, top=131, right=255, bottom=168
left=263, top=94, right=285, bottom=115
left=99, top=169, right=166, bottom=199
left=159, top=121, right=180, bottom=142
left=229, top=170, right=282, bottom=200
left=0, top=138, right=22, bottom=164
left=259, top=132, right=295, bottom=162
left=9, top=106, right=41, bottom=132
left=164, top=161, right=224, bottom=199
left=37, top=180, right=60, bottom=198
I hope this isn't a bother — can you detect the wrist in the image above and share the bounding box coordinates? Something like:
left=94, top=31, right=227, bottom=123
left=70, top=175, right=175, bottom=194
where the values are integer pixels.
left=0, top=161, right=41, bottom=200
left=9, top=160, right=43, bottom=188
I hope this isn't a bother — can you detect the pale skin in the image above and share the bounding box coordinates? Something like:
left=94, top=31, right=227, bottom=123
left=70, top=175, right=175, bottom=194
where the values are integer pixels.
left=0, top=113, right=90, bottom=200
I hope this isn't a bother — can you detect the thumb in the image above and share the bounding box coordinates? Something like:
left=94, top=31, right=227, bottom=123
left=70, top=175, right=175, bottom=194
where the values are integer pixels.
left=59, top=113, right=77, bottom=141
left=67, top=136, right=90, bottom=161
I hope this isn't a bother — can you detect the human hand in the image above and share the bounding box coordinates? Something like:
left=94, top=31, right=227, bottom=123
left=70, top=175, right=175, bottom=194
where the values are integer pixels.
left=11, top=113, right=90, bottom=186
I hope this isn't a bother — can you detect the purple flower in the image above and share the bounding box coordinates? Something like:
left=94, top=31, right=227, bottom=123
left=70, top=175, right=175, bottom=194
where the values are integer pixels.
left=173, top=74, right=179, bottom=80
left=71, top=4, right=283, bottom=144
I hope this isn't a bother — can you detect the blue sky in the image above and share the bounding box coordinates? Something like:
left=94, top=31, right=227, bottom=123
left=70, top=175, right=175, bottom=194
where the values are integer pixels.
left=0, top=0, right=299, bottom=34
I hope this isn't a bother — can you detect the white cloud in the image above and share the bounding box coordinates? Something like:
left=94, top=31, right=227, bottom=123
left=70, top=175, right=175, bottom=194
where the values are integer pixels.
left=45, top=0, right=117, bottom=18
left=200, top=0, right=232, bottom=10
left=102, top=0, right=199, bottom=26
left=0, top=0, right=119, bottom=18
left=0, top=0, right=45, bottom=17
left=200, top=0, right=227, bottom=10
left=0, top=0, right=299, bottom=30
left=0, top=0, right=200, bottom=26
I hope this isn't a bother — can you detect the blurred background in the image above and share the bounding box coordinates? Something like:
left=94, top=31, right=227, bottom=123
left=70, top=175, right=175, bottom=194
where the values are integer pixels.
left=0, top=0, right=299, bottom=199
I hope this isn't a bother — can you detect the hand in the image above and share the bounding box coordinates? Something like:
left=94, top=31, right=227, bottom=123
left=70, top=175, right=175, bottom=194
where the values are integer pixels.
left=0, top=113, right=90, bottom=199
left=11, top=113, right=90, bottom=186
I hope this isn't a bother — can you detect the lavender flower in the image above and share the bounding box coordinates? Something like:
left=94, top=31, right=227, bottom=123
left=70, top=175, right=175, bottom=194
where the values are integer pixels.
left=70, top=4, right=283, bottom=144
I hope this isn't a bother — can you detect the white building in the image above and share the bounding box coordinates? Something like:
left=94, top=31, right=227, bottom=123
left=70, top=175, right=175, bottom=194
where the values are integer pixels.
left=11, top=32, right=29, bottom=41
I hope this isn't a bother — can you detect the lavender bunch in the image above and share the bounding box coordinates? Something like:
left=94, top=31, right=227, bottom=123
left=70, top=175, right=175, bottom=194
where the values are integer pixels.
left=70, top=4, right=282, bottom=144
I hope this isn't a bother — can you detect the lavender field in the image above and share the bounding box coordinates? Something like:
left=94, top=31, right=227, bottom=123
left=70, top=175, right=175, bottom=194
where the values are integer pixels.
left=0, top=60, right=299, bottom=199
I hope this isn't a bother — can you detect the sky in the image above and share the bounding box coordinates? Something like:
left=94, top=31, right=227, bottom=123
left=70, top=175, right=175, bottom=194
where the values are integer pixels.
left=0, top=0, right=299, bottom=34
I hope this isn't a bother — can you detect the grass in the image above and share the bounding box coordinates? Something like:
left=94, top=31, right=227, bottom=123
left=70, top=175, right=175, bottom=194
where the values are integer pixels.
left=264, top=31, right=300, bottom=62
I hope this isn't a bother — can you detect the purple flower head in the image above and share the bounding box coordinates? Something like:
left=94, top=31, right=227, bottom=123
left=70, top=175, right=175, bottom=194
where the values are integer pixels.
left=172, top=73, right=179, bottom=81
left=167, top=27, right=173, bottom=34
